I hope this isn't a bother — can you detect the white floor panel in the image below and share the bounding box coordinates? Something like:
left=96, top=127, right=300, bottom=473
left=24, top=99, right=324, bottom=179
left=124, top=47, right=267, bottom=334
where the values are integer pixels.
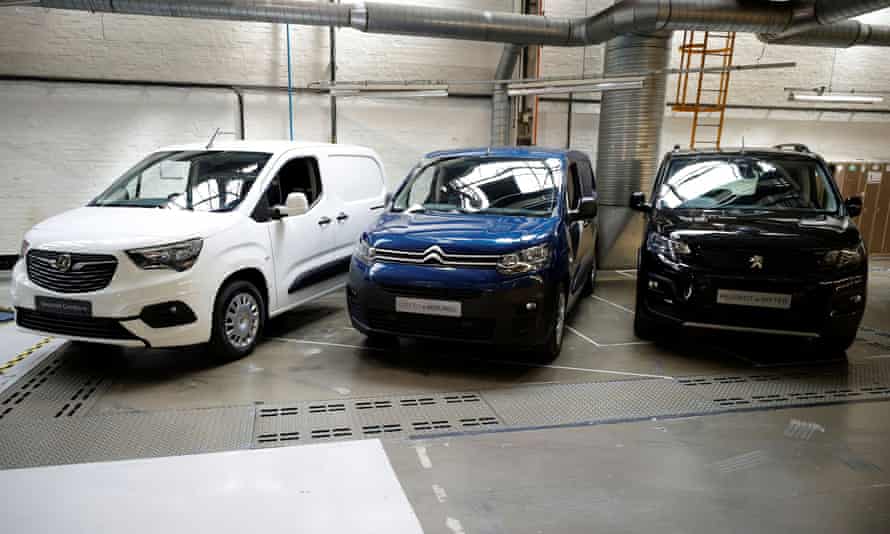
left=0, top=439, right=424, bottom=534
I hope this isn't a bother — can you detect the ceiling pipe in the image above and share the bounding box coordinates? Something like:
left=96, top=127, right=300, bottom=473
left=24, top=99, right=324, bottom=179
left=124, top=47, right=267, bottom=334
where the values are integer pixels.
left=760, top=20, right=890, bottom=47
left=770, top=0, right=890, bottom=40
left=9, top=0, right=890, bottom=48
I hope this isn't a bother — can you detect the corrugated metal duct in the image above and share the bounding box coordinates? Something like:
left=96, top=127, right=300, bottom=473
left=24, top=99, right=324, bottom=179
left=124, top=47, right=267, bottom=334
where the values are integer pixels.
left=595, top=33, right=671, bottom=269
left=491, top=44, right=522, bottom=147
left=16, top=1, right=890, bottom=49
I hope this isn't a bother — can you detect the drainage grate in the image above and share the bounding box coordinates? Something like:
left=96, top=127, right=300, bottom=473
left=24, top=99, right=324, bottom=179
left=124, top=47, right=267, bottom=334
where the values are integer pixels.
left=308, top=402, right=346, bottom=414
left=257, top=431, right=300, bottom=444
left=252, top=391, right=502, bottom=447
left=362, top=423, right=402, bottom=436
left=311, top=427, right=353, bottom=439
left=259, top=406, right=299, bottom=417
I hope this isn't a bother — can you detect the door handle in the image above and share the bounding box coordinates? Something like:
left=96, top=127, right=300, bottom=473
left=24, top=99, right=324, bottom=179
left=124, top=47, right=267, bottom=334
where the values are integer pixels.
left=318, top=216, right=332, bottom=226
left=336, top=212, right=349, bottom=222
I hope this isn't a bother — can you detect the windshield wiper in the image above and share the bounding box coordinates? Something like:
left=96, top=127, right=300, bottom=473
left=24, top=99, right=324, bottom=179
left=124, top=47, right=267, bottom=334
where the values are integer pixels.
left=94, top=202, right=157, bottom=209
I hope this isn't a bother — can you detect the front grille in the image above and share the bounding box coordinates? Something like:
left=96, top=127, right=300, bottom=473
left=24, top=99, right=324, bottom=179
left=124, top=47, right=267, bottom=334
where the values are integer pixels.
left=696, top=248, right=824, bottom=276
left=381, top=284, right=483, bottom=301
left=366, top=309, right=494, bottom=341
left=27, top=250, right=117, bottom=294
left=16, top=308, right=139, bottom=340
left=375, top=246, right=499, bottom=269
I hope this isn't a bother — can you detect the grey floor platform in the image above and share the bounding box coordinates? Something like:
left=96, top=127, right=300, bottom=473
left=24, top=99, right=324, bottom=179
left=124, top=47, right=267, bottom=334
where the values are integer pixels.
left=4, top=342, right=890, bottom=469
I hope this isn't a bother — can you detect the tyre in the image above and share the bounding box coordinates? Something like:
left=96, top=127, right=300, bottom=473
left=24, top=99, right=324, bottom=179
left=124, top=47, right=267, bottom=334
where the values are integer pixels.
left=633, top=277, right=660, bottom=341
left=209, top=279, right=265, bottom=362
left=580, top=255, right=597, bottom=297
left=533, top=284, right=567, bottom=363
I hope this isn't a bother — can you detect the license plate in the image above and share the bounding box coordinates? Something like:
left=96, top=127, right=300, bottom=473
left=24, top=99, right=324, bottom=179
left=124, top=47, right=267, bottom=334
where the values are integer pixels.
left=395, top=297, right=462, bottom=318
left=716, top=290, right=792, bottom=310
left=35, top=296, right=92, bottom=317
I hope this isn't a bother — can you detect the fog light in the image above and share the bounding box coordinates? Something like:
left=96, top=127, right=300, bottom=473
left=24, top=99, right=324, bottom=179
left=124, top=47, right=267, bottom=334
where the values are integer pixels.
left=140, top=301, right=197, bottom=328
left=851, top=294, right=863, bottom=304
left=649, top=280, right=659, bottom=290
left=526, top=302, right=537, bottom=311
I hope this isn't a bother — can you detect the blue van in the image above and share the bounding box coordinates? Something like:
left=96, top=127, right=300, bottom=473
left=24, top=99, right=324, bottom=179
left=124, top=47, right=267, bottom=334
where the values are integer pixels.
left=347, top=147, right=598, bottom=361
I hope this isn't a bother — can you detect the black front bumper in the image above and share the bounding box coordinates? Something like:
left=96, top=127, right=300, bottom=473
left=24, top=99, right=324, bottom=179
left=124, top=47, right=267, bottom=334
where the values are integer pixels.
left=639, top=260, right=867, bottom=339
left=347, top=263, right=558, bottom=346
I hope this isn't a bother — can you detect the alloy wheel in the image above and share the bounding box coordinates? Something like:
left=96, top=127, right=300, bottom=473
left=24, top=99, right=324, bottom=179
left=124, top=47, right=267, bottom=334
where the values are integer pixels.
left=224, top=292, right=260, bottom=349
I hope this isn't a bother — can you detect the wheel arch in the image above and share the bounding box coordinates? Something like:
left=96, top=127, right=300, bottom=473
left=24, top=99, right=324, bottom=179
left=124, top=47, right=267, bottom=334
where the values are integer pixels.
left=217, top=268, right=270, bottom=319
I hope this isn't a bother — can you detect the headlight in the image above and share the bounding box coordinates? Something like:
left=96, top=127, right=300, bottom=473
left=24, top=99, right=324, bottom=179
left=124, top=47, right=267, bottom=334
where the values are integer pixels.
left=126, top=238, right=203, bottom=271
left=354, top=235, right=375, bottom=264
left=647, top=233, right=691, bottom=264
left=822, top=247, right=864, bottom=269
left=497, top=244, right=551, bottom=275
left=20, top=239, right=29, bottom=258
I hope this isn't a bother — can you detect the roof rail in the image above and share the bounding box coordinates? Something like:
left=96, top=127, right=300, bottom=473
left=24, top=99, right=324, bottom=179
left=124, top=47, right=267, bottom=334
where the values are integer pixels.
left=774, top=143, right=811, bottom=153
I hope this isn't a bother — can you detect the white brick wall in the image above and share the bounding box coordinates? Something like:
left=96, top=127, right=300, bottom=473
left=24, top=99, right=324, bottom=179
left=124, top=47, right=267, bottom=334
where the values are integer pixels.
left=2, top=1, right=890, bottom=253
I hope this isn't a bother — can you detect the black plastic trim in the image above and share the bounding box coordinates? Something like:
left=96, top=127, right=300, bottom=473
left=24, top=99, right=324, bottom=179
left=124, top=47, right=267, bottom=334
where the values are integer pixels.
left=288, top=256, right=352, bottom=294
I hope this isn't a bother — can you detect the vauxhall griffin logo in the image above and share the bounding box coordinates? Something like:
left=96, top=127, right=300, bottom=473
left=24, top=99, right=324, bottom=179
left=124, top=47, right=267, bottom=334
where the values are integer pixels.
left=749, top=255, right=764, bottom=271
left=54, top=254, right=72, bottom=273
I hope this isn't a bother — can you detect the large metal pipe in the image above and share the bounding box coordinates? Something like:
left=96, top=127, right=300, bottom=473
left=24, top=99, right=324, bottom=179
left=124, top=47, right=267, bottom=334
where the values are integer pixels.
left=595, top=32, right=671, bottom=270
left=15, top=0, right=890, bottom=48
left=490, top=44, right=521, bottom=146
left=760, top=19, right=890, bottom=47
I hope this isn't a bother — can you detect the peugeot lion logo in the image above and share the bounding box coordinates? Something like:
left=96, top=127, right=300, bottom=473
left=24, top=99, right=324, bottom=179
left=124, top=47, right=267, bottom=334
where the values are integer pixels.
left=749, top=255, right=764, bottom=271
left=54, top=254, right=72, bottom=273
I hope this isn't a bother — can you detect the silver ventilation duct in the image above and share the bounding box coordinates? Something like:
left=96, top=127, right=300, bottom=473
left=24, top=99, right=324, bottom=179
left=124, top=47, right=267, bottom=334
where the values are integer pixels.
left=761, top=20, right=890, bottom=47
left=16, top=0, right=890, bottom=49
left=595, top=32, right=671, bottom=270
left=491, top=44, right=521, bottom=147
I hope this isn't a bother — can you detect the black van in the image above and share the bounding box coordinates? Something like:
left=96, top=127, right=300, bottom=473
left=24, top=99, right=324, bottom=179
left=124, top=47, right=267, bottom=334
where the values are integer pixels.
left=629, top=144, right=867, bottom=351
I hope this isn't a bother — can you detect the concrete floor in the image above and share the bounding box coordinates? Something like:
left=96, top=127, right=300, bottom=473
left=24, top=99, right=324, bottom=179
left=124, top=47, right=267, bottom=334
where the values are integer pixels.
left=2, top=261, right=890, bottom=533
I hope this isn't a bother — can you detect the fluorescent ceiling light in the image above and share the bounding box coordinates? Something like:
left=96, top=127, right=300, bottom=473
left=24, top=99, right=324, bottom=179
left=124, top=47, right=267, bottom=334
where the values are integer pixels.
left=331, top=89, right=449, bottom=98
left=507, top=79, right=643, bottom=97
left=789, top=92, right=884, bottom=104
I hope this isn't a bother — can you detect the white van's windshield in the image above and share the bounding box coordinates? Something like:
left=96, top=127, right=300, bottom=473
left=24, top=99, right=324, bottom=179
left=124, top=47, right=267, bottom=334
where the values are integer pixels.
left=91, top=151, right=272, bottom=212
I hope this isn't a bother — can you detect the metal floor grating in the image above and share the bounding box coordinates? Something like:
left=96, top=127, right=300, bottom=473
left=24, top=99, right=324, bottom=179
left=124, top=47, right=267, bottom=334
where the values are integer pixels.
left=3, top=350, right=890, bottom=469
left=0, top=352, right=109, bottom=424
left=253, top=392, right=500, bottom=447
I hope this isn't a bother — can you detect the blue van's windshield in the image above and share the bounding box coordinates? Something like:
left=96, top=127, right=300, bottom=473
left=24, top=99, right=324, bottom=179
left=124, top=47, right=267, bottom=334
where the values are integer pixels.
left=392, top=156, right=563, bottom=217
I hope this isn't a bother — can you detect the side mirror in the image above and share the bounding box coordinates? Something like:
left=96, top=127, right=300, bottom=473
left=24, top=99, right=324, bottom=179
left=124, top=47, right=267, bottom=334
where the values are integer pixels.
left=272, top=192, right=309, bottom=219
left=845, top=196, right=863, bottom=218
left=384, top=192, right=393, bottom=207
left=629, top=192, right=651, bottom=213
left=570, top=196, right=598, bottom=222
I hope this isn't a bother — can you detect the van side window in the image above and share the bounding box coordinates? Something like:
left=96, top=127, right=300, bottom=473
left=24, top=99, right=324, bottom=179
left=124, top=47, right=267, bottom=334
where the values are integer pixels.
left=267, top=157, right=322, bottom=208
left=566, top=162, right=581, bottom=210
left=327, top=155, right=385, bottom=202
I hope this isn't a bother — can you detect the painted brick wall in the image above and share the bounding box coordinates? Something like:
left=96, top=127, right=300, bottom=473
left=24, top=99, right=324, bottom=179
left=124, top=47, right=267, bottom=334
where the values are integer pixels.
left=2, top=1, right=890, bottom=253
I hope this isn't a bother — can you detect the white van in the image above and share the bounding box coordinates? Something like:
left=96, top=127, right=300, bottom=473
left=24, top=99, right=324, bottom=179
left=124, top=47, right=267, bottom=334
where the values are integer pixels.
left=12, top=141, right=387, bottom=359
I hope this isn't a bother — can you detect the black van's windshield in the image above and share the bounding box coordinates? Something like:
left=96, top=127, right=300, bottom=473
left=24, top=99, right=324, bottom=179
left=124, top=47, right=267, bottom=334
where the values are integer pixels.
left=655, top=155, right=839, bottom=213
left=91, top=151, right=272, bottom=212
left=391, top=156, right=563, bottom=217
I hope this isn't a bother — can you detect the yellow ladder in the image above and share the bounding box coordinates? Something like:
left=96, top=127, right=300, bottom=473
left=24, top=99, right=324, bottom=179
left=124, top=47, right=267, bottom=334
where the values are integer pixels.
left=672, top=31, right=737, bottom=149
